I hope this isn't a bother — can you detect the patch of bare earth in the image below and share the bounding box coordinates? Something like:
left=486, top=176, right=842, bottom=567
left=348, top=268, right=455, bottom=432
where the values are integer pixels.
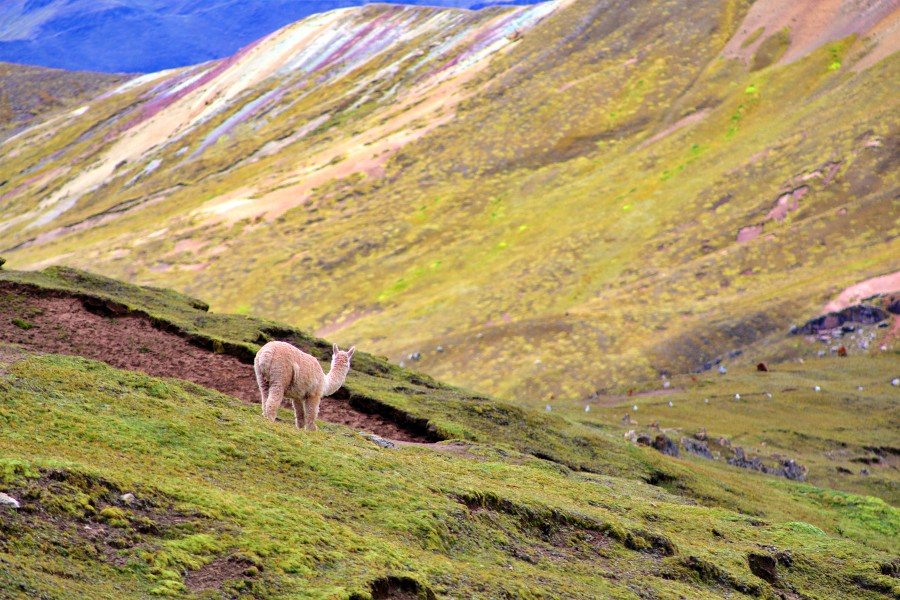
left=184, top=555, right=256, bottom=593
left=0, top=283, right=432, bottom=442
left=723, top=0, right=899, bottom=67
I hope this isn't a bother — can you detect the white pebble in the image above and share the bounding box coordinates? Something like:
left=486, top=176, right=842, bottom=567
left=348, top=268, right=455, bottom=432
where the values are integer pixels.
left=814, top=386, right=821, bottom=392
left=545, top=404, right=552, bottom=412
left=668, top=401, right=673, bottom=407
left=584, top=405, right=591, bottom=412
left=0, top=492, right=20, bottom=509
left=632, top=405, right=638, bottom=411
left=534, top=358, right=542, bottom=365
left=766, top=392, right=773, bottom=399
left=857, top=386, right=864, bottom=391
left=663, top=381, right=671, bottom=389
left=734, top=394, right=741, bottom=400
left=704, top=398, right=709, bottom=404
left=718, top=365, right=727, bottom=374
left=892, top=378, right=899, bottom=387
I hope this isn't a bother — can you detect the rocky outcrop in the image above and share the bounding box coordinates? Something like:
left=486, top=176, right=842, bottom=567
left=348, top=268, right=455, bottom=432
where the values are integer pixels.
left=791, top=304, right=889, bottom=335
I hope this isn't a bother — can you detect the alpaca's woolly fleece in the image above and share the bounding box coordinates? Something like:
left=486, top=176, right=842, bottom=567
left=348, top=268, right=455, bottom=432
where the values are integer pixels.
left=254, top=341, right=355, bottom=431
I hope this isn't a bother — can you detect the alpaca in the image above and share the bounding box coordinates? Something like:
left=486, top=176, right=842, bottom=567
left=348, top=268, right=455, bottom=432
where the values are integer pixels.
left=254, top=341, right=355, bottom=431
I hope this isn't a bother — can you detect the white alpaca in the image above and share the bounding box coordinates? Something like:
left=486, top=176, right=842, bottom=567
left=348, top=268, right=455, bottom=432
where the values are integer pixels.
left=254, top=341, right=355, bottom=431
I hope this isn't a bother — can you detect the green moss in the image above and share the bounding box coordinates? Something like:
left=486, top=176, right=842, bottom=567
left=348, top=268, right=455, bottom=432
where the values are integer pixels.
left=11, top=317, right=34, bottom=330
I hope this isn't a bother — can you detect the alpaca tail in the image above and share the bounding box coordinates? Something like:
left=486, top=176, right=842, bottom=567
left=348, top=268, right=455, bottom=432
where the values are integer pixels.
left=254, top=356, right=269, bottom=405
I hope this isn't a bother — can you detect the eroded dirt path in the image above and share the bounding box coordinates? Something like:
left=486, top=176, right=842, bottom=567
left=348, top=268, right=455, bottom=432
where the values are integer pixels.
left=0, top=284, right=431, bottom=442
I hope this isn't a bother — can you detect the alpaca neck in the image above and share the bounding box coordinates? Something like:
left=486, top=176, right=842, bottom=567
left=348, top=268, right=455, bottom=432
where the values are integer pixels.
left=322, top=362, right=350, bottom=396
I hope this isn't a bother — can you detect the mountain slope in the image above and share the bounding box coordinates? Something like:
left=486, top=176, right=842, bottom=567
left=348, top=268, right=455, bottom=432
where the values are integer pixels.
left=0, top=62, right=126, bottom=136
left=0, top=0, right=898, bottom=405
left=0, top=266, right=897, bottom=598
left=0, top=0, right=530, bottom=73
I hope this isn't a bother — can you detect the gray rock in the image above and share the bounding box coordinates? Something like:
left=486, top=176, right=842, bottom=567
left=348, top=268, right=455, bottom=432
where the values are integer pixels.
left=359, top=432, right=396, bottom=449
left=120, top=493, right=136, bottom=504
left=0, top=492, right=20, bottom=509
left=652, top=434, right=679, bottom=457
left=780, top=459, right=807, bottom=481
left=681, top=437, right=713, bottom=460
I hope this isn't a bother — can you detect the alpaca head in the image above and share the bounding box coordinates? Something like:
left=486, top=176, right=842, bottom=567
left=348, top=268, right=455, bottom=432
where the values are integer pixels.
left=331, top=344, right=356, bottom=370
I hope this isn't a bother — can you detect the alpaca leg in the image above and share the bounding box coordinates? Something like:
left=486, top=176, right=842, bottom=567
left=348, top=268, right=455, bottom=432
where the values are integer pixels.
left=257, top=379, right=270, bottom=415
left=303, top=395, right=320, bottom=431
left=264, top=383, right=284, bottom=422
left=291, top=397, right=304, bottom=430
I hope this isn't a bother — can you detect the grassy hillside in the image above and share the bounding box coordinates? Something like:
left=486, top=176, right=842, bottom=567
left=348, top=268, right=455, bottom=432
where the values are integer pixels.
left=0, top=62, right=126, bottom=137
left=0, top=0, right=897, bottom=405
left=0, top=267, right=898, bottom=598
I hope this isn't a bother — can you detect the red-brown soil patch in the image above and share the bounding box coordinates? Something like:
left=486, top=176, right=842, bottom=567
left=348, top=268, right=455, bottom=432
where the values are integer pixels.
left=184, top=555, right=256, bottom=592
left=0, top=284, right=430, bottom=442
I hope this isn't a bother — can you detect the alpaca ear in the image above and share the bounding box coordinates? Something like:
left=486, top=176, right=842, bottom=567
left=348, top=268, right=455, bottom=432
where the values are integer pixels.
left=332, top=343, right=338, bottom=355
left=348, top=346, right=356, bottom=358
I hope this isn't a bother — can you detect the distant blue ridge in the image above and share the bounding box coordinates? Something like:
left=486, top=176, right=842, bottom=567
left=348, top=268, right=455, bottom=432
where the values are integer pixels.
left=0, top=0, right=537, bottom=74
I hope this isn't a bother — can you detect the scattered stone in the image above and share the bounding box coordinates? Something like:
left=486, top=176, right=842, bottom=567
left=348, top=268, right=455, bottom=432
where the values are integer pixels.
left=857, top=386, right=864, bottom=391
left=652, top=434, right=679, bottom=457
left=359, top=432, right=396, bottom=449
left=792, top=304, right=889, bottom=335
left=119, top=493, right=136, bottom=505
left=734, top=393, right=741, bottom=400
left=534, top=358, right=542, bottom=365
left=695, top=428, right=707, bottom=441
left=880, top=558, right=900, bottom=578
left=545, top=405, right=552, bottom=412
left=681, top=437, right=714, bottom=459
left=728, top=447, right=766, bottom=472
left=756, top=362, right=768, bottom=372
left=817, top=350, right=826, bottom=357
left=703, top=398, right=709, bottom=404
left=814, top=386, right=821, bottom=392
left=748, top=553, right=778, bottom=583
left=888, top=296, right=900, bottom=315
left=718, top=365, right=727, bottom=374
left=0, top=492, right=20, bottom=509
left=636, top=433, right=652, bottom=446
left=632, top=404, right=638, bottom=411
left=836, top=466, right=853, bottom=474
left=435, top=346, right=444, bottom=353
left=668, top=401, right=673, bottom=407
left=622, top=413, right=637, bottom=425
left=624, top=430, right=637, bottom=442
left=860, top=468, right=870, bottom=476
left=584, top=405, right=590, bottom=412
left=408, top=352, right=421, bottom=361
left=399, top=360, right=405, bottom=367
left=892, top=378, right=899, bottom=387
left=781, top=459, right=807, bottom=481
left=718, top=436, right=732, bottom=448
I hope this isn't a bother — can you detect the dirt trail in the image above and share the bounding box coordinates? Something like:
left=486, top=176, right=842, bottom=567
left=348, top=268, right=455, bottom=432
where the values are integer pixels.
left=0, top=284, right=431, bottom=442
